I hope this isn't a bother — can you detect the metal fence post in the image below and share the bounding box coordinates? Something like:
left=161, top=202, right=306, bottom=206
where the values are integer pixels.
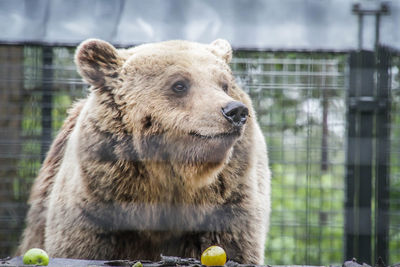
left=357, top=52, right=375, bottom=264
left=345, top=52, right=358, bottom=262
left=345, top=50, right=375, bottom=264
left=375, top=46, right=391, bottom=264
left=41, top=46, right=53, bottom=162
left=345, top=47, right=391, bottom=264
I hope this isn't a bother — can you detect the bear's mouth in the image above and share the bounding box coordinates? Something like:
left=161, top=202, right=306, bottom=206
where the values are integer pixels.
left=188, top=129, right=241, bottom=139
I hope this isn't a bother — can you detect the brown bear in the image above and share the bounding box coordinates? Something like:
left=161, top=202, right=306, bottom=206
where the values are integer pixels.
left=17, top=39, right=271, bottom=264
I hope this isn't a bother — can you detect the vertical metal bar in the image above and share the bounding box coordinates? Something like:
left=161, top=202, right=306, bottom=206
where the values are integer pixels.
left=358, top=14, right=363, bottom=50
left=357, top=51, right=375, bottom=265
left=357, top=113, right=373, bottom=264
left=321, top=63, right=329, bottom=172
left=345, top=51, right=375, bottom=264
left=345, top=52, right=358, bottom=261
left=41, top=46, right=53, bottom=162
left=305, top=60, right=314, bottom=265
left=375, top=14, right=381, bottom=50
left=375, top=46, right=390, bottom=264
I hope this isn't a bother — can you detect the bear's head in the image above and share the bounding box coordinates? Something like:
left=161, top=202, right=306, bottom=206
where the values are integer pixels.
left=75, top=39, right=252, bottom=188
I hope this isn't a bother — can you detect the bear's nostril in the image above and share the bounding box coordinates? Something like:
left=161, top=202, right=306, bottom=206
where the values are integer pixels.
left=221, top=101, right=249, bottom=127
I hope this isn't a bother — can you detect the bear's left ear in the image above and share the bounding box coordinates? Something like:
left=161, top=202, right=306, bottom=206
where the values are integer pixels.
left=209, top=39, right=233, bottom=63
left=75, top=39, right=123, bottom=88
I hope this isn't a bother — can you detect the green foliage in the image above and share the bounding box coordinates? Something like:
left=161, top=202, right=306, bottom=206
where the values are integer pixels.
left=264, top=164, right=344, bottom=265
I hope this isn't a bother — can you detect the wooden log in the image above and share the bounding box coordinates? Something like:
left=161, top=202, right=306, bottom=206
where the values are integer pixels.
left=3, top=256, right=398, bottom=267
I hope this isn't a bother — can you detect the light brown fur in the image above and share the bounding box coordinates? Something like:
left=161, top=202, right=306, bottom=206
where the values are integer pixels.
left=18, top=39, right=270, bottom=264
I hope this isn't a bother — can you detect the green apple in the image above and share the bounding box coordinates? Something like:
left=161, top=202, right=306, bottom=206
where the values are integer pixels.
left=132, top=261, right=143, bottom=267
left=23, top=248, right=49, bottom=266
left=201, top=245, right=227, bottom=266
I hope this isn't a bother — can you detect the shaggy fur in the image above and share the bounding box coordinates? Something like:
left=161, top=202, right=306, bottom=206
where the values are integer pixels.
left=17, top=39, right=271, bottom=264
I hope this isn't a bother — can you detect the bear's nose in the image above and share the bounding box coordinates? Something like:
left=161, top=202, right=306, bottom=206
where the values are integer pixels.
left=221, top=101, right=249, bottom=127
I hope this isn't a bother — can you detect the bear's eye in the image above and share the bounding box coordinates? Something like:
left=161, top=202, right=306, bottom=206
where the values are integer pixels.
left=222, top=83, right=229, bottom=93
left=172, top=81, right=188, bottom=94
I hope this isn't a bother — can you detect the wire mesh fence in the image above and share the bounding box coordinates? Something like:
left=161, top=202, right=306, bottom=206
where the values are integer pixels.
left=389, top=55, right=400, bottom=260
left=0, top=45, right=87, bottom=257
left=0, top=45, right=399, bottom=265
left=232, top=53, right=347, bottom=264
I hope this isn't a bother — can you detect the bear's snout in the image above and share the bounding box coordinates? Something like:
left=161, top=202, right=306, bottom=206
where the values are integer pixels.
left=221, top=101, right=249, bottom=128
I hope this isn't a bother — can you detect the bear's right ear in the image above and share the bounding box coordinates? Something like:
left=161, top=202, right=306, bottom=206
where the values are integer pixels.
left=74, top=39, right=123, bottom=88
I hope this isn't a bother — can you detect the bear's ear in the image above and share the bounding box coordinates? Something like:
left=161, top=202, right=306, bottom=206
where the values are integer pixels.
left=74, top=39, right=122, bottom=88
left=209, top=39, right=233, bottom=63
